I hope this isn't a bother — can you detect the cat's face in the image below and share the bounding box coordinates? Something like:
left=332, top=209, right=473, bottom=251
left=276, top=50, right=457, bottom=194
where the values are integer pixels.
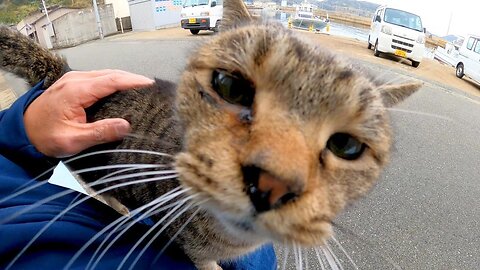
left=174, top=1, right=419, bottom=246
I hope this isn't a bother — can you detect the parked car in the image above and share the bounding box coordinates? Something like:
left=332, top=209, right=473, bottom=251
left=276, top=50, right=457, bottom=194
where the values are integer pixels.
left=455, top=34, right=480, bottom=85
left=367, top=5, right=425, bottom=68
left=180, top=0, right=223, bottom=35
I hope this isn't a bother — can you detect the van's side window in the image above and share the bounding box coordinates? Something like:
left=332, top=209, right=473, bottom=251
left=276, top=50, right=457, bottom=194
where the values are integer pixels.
left=466, top=37, right=475, bottom=50
left=474, top=39, right=480, bottom=54
left=374, top=9, right=382, bottom=22
left=216, top=0, right=223, bottom=5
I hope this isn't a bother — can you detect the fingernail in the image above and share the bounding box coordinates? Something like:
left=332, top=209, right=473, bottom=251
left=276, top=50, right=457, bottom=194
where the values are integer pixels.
left=114, top=120, right=131, bottom=138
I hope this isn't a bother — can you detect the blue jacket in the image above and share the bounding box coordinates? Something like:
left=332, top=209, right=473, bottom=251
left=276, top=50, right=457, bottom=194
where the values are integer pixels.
left=0, top=82, right=276, bottom=269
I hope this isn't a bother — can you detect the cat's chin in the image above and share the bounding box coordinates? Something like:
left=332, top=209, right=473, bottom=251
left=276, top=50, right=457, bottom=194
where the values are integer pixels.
left=210, top=207, right=332, bottom=248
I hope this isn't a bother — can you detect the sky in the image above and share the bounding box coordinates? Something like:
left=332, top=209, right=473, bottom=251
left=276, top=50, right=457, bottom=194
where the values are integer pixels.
left=365, top=0, right=479, bottom=37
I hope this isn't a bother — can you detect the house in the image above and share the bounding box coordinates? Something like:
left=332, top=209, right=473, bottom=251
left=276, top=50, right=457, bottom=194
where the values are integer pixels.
left=17, top=7, right=77, bottom=49
left=16, top=5, right=117, bottom=49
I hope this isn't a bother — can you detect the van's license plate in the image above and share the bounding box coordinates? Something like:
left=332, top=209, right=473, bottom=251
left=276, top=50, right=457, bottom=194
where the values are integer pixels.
left=394, top=49, right=407, bottom=58
left=188, top=18, right=196, bottom=24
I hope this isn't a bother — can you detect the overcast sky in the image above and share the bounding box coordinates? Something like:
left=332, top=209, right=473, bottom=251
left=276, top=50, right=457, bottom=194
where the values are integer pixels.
left=365, top=0, right=479, bottom=37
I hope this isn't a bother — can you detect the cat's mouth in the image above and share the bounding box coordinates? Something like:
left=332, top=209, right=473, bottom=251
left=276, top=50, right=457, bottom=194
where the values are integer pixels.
left=242, top=165, right=299, bottom=214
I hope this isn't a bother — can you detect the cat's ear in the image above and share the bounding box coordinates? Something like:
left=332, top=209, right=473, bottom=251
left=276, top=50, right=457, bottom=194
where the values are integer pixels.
left=221, top=0, right=252, bottom=30
left=378, top=81, right=422, bottom=107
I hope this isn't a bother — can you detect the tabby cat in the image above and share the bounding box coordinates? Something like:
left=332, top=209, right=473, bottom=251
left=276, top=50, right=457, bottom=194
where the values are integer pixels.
left=0, top=0, right=421, bottom=268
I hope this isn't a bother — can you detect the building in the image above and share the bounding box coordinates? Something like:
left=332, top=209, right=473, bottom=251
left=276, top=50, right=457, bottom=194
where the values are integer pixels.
left=16, top=5, right=118, bottom=49
left=128, top=0, right=183, bottom=31
left=17, top=7, right=77, bottom=49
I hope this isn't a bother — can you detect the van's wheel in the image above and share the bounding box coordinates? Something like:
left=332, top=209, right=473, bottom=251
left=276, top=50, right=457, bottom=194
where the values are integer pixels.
left=367, top=36, right=372, bottom=49
left=213, top=20, right=221, bottom=32
left=456, top=63, right=464, bottom=78
left=373, top=40, right=380, bottom=57
left=190, top=29, right=200, bottom=35
left=412, top=60, right=420, bottom=68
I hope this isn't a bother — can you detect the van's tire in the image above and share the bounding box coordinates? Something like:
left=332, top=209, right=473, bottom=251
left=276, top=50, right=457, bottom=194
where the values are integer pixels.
left=213, top=20, right=221, bottom=32
left=373, top=40, right=380, bottom=57
left=190, top=29, right=200, bottom=35
left=367, top=36, right=372, bottom=49
left=412, top=60, right=420, bottom=68
left=456, top=63, right=465, bottom=78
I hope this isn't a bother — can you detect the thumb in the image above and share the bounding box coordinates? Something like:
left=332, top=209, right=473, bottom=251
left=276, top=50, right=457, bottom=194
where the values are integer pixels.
left=75, top=118, right=131, bottom=150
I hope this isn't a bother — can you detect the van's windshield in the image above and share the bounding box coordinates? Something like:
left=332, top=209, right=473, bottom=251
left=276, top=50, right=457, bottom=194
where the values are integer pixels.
left=384, top=8, right=423, bottom=32
left=183, top=0, right=209, bottom=7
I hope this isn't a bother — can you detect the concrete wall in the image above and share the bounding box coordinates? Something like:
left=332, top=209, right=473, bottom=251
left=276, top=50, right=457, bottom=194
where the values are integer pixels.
left=128, top=0, right=155, bottom=31
left=128, top=0, right=182, bottom=31
left=105, top=0, right=131, bottom=18
left=51, top=5, right=117, bottom=48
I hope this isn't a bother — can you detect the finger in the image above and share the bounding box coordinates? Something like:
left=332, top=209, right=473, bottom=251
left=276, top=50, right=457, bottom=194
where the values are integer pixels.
left=69, top=118, right=131, bottom=154
left=74, top=72, right=155, bottom=108
left=50, top=69, right=125, bottom=88
left=56, top=69, right=148, bottom=83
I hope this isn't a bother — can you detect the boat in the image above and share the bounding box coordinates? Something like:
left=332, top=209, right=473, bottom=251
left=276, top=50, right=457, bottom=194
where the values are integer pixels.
left=290, top=2, right=328, bottom=32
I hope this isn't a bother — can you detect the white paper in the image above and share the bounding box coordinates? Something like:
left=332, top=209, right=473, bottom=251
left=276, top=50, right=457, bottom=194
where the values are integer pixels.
left=48, top=161, right=88, bottom=195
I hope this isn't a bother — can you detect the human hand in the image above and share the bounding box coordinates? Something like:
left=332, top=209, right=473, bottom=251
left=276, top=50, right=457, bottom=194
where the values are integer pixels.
left=24, top=70, right=154, bottom=158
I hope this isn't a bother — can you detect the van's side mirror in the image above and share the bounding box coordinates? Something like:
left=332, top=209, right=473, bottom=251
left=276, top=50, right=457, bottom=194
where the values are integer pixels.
left=375, top=15, right=381, bottom=22
left=423, top=27, right=427, bottom=33
left=211, top=1, right=216, bottom=7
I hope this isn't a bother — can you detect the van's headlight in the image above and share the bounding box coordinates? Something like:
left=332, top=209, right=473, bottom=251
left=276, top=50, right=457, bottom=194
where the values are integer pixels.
left=200, top=11, right=209, bottom=16
left=381, top=25, right=392, bottom=35
left=180, top=13, right=186, bottom=18
left=416, top=35, right=425, bottom=44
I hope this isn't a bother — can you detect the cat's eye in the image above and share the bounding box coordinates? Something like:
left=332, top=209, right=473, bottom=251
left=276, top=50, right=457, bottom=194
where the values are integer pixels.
left=211, top=70, right=255, bottom=107
left=326, top=133, right=365, bottom=160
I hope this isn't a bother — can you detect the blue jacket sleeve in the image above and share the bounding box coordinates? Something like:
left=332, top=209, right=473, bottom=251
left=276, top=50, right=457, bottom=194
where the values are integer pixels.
left=0, top=81, right=57, bottom=174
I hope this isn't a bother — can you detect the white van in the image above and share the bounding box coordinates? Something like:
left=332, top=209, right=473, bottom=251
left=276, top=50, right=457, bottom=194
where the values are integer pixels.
left=180, top=0, right=223, bottom=35
left=455, top=34, right=480, bottom=84
left=368, top=5, right=425, bottom=67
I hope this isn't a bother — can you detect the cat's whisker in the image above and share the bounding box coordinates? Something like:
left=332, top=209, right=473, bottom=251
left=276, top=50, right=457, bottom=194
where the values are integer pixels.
left=73, top=164, right=171, bottom=175
left=87, top=191, right=192, bottom=270
left=0, top=172, right=178, bottom=225
left=63, top=149, right=174, bottom=165
left=6, top=178, right=184, bottom=270
left=325, top=242, right=344, bottom=270
left=313, top=246, right=326, bottom=270
left=116, top=195, right=198, bottom=270
left=332, top=222, right=402, bottom=270
left=330, top=235, right=359, bottom=270
left=303, top=246, right=309, bottom=270
left=151, top=199, right=208, bottom=266
left=299, top=245, right=304, bottom=270
left=387, top=107, right=454, bottom=122
left=322, top=245, right=340, bottom=270
left=85, top=187, right=187, bottom=269
left=65, top=186, right=187, bottom=270
left=0, top=150, right=174, bottom=207
left=280, top=243, right=290, bottom=270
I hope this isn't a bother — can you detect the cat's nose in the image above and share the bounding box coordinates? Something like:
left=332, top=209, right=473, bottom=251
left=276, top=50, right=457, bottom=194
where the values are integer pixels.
left=242, top=165, right=301, bottom=213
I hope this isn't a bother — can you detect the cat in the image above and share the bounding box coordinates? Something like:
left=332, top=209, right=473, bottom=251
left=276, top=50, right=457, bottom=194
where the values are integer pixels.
left=0, top=0, right=421, bottom=268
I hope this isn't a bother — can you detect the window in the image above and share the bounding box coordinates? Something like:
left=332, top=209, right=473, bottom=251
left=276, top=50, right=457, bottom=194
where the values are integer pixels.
left=474, top=39, right=480, bottom=54
left=383, top=8, right=423, bottom=32
left=466, top=37, right=475, bottom=50
left=373, top=9, right=382, bottom=22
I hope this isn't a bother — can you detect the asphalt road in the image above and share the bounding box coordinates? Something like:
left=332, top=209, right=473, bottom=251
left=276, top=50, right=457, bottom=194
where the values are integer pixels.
left=58, top=33, right=480, bottom=270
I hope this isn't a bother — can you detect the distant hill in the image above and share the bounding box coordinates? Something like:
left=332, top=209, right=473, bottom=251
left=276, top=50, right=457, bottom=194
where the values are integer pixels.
left=0, top=0, right=94, bottom=24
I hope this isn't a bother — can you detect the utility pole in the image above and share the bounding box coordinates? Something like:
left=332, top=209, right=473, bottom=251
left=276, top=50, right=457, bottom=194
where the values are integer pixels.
left=446, top=11, right=453, bottom=36
left=92, top=0, right=104, bottom=39
left=41, top=0, right=54, bottom=36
